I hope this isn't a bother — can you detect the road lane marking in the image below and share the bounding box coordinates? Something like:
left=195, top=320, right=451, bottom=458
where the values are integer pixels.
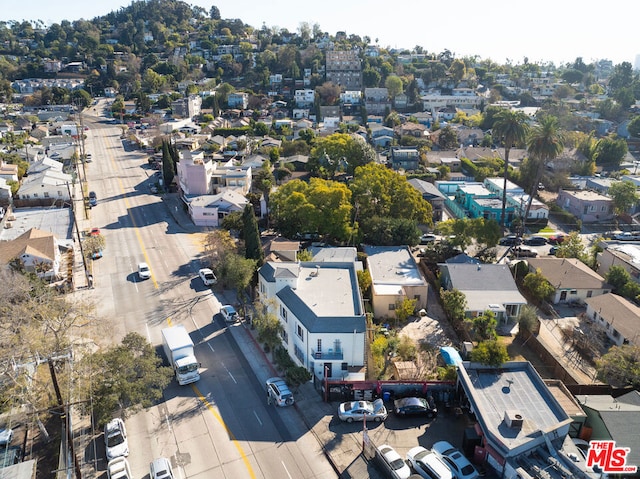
left=192, top=385, right=256, bottom=479
left=227, top=370, right=237, bottom=384
left=253, top=410, right=262, bottom=426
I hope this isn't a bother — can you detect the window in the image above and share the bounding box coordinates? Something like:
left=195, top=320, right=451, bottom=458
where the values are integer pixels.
left=341, top=362, right=348, bottom=371
left=570, top=290, right=577, bottom=295
left=413, top=295, right=421, bottom=302
left=296, top=324, right=303, bottom=340
left=317, top=339, right=322, bottom=352
left=613, top=329, right=620, bottom=338
left=44, top=192, right=50, bottom=198
left=281, top=330, right=288, bottom=344
left=281, top=307, right=288, bottom=321
left=587, top=291, right=593, bottom=298
left=388, top=303, right=396, bottom=311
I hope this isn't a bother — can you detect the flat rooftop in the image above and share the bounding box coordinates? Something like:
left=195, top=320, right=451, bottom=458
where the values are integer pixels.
left=0, top=207, right=73, bottom=243
left=459, top=361, right=571, bottom=454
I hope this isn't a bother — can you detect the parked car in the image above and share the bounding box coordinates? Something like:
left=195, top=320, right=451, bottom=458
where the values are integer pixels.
left=104, top=418, right=129, bottom=460
left=91, top=249, right=103, bottom=259
left=393, top=396, right=437, bottom=418
left=549, top=245, right=559, bottom=256
left=432, top=441, right=479, bottom=479
left=137, top=262, right=151, bottom=280
left=89, top=227, right=101, bottom=236
left=615, top=231, right=639, bottom=241
left=89, top=191, right=97, bottom=207
left=150, top=457, right=174, bottom=479
left=107, top=457, right=132, bottom=479
left=220, top=305, right=238, bottom=323
left=378, top=444, right=411, bottom=479
left=523, top=236, right=547, bottom=246
left=499, top=235, right=522, bottom=246
left=420, top=233, right=437, bottom=244
left=406, top=446, right=453, bottom=479
left=198, top=268, right=217, bottom=286
left=547, top=233, right=567, bottom=245
left=512, top=245, right=538, bottom=258
left=338, top=399, right=387, bottom=423
left=266, top=377, right=295, bottom=406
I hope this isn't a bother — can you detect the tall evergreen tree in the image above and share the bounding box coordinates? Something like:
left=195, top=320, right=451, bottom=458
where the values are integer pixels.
left=162, top=140, right=176, bottom=189
left=243, top=204, right=264, bottom=266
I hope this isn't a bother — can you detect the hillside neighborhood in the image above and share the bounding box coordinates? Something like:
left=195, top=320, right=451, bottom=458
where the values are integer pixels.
left=1, top=1, right=640, bottom=479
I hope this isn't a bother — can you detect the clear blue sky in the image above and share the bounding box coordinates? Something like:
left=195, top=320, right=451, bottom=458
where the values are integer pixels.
left=3, top=0, right=638, bottom=67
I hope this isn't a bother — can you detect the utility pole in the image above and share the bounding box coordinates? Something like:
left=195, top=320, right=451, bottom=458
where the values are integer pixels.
left=66, top=181, right=90, bottom=288
left=48, top=357, right=82, bottom=479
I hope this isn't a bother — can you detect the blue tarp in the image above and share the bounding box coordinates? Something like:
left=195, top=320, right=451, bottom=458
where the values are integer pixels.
left=440, top=346, right=463, bottom=366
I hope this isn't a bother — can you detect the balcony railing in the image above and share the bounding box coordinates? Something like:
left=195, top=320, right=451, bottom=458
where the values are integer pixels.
left=311, top=348, right=343, bottom=360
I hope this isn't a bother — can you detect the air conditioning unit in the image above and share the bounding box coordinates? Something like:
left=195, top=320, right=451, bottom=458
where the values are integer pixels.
left=504, top=410, right=524, bottom=428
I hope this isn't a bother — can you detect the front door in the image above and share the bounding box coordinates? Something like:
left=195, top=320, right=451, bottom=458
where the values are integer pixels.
left=560, top=290, right=567, bottom=302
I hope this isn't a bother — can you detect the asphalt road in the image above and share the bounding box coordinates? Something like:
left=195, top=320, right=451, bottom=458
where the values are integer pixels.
left=78, top=109, right=336, bottom=479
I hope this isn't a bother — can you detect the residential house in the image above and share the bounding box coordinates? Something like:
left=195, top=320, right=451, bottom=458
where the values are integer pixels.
left=439, top=263, right=527, bottom=322
left=453, top=183, right=515, bottom=225
left=363, top=245, right=428, bottom=320
left=364, top=88, right=391, bottom=115
left=319, top=105, right=340, bottom=122
left=294, top=89, right=315, bottom=107
left=257, top=259, right=366, bottom=380
left=395, top=122, right=428, bottom=138
left=597, top=243, right=640, bottom=282
left=186, top=190, right=248, bottom=227
left=408, top=178, right=446, bottom=221
left=16, top=168, right=72, bottom=206
left=227, top=92, right=249, bottom=109
left=507, top=194, right=549, bottom=222
left=0, top=177, right=11, bottom=207
left=526, top=258, right=612, bottom=304
left=263, top=237, right=300, bottom=262
left=0, top=228, right=62, bottom=280
left=576, top=391, right=640, bottom=469
left=340, top=90, right=362, bottom=106
left=457, top=361, right=574, bottom=478
left=171, top=95, right=202, bottom=119
left=421, top=90, right=482, bottom=112
left=0, top=161, right=19, bottom=182
left=584, top=293, right=640, bottom=346
left=176, top=149, right=213, bottom=196
left=556, top=189, right=614, bottom=223
left=390, top=146, right=420, bottom=171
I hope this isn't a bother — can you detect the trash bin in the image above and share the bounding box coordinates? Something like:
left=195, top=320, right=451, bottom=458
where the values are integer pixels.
left=382, top=391, right=391, bottom=402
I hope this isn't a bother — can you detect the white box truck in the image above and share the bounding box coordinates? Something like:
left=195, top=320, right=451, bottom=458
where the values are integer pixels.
left=161, top=326, right=200, bottom=385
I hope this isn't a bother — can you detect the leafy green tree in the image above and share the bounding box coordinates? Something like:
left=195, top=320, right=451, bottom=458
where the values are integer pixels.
left=523, top=116, right=564, bottom=221
left=242, top=204, right=264, bottom=266
left=204, top=230, right=237, bottom=272
left=219, top=253, right=257, bottom=295
left=469, top=340, right=510, bottom=367
left=466, top=310, right=498, bottom=341
left=269, top=178, right=354, bottom=242
left=595, top=135, right=628, bottom=167
left=394, top=298, right=417, bottom=327
left=385, top=75, right=403, bottom=98
left=161, top=140, right=175, bottom=188
left=85, top=332, right=173, bottom=426
left=437, top=125, right=459, bottom=150
left=285, top=366, right=312, bottom=389
left=492, top=109, right=529, bottom=227
left=523, top=268, right=555, bottom=303
left=309, top=133, right=376, bottom=177
left=628, top=116, right=640, bottom=138
left=350, top=163, right=432, bottom=226
left=608, top=180, right=639, bottom=215
left=555, top=231, right=585, bottom=260
left=603, top=265, right=631, bottom=293
left=83, top=233, right=106, bottom=261
left=441, top=288, right=467, bottom=324
left=596, top=344, right=640, bottom=389
left=397, top=335, right=418, bottom=362
left=357, top=269, right=372, bottom=297
left=252, top=300, right=283, bottom=352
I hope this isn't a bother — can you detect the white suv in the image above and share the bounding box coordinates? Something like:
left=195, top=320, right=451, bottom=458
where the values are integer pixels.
left=266, top=377, right=294, bottom=406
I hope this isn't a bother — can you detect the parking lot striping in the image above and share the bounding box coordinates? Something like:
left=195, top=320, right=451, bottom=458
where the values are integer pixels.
left=192, top=384, right=257, bottom=479
left=253, top=411, right=262, bottom=426
left=281, top=461, right=293, bottom=479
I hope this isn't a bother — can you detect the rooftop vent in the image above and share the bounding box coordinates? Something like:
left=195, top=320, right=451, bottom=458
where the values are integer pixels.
left=309, top=266, right=320, bottom=277
left=504, top=410, right=524, bottom=429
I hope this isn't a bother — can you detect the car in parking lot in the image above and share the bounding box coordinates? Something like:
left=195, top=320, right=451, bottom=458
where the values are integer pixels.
left=150, top=457, right=174, bottom=479
left=393, top=396, right=437, bottom=418
left=378, top=444, right=411, bottom=479
left=107, top=457, right=132, bottom=479
left=549, top=245, right=559, bottom=256
left=104, top=418, right=129, bottom=460
left=137, top=262, right=151, bottom=280
left=547, top=233, right=567, bottom=245
left=512, top=245, right=538, bottom=258
left=406, top=446, right=453, bottom=479
left=338, top=398, right=387, bottom=423
left=198, top=268, right=217, bottom=286
left=523, top=236, right=547, bottom=246
left=498, top=235, right=522, bottom=246
left=432, top=441, right=479, bottom=479
left=220, top=305, right=238, bottom=323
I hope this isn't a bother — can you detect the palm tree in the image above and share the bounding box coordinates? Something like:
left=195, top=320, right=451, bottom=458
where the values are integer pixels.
left=492, top=109, right=529, bottom=228
left=523, top=116, right=564, bottom=224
